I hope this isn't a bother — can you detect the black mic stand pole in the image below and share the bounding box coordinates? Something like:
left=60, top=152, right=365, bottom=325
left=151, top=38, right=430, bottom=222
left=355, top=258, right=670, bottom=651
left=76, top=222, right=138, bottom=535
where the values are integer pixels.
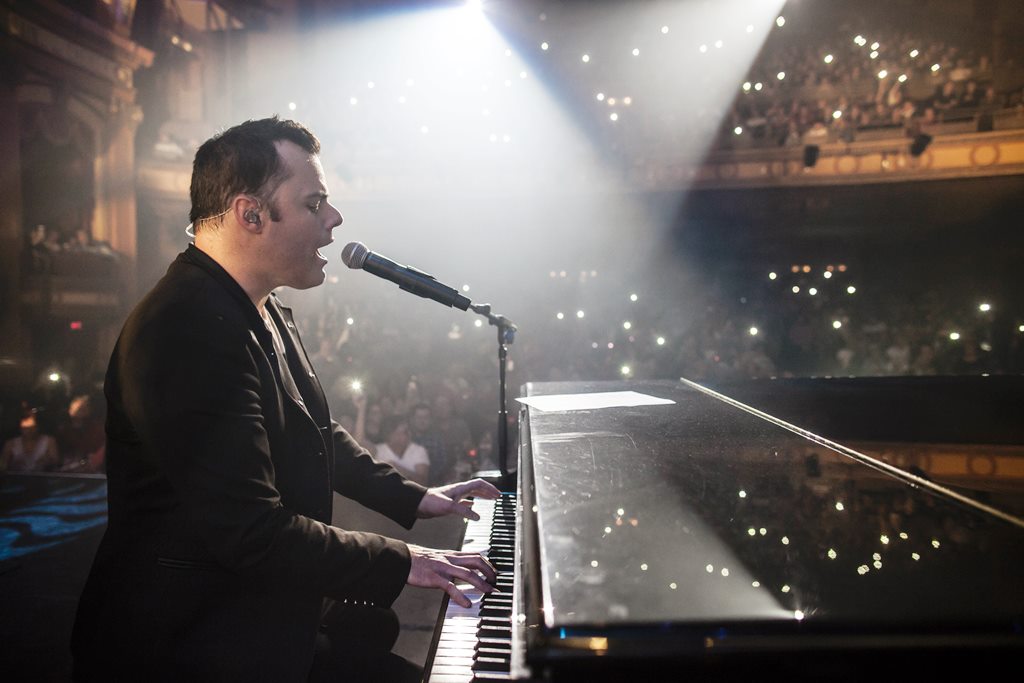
left=470, top=303, right=516, bottom=477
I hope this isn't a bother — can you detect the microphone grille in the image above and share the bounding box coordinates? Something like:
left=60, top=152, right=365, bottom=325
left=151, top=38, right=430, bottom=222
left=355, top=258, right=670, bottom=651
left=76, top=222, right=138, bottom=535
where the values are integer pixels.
left=341, top=241, right=369, bottom=269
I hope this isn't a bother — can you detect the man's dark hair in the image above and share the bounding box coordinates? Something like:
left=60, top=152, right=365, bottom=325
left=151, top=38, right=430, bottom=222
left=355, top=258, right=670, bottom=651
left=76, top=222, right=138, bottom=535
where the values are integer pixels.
left=189, top=117, right=320, bottom=226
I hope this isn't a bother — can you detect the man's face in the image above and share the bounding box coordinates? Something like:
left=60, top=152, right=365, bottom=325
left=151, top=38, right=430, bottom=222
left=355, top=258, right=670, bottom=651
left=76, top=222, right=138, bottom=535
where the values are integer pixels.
left=261, top=141, right=343, bottom=290
left=412, top=407, right=431, bottom=433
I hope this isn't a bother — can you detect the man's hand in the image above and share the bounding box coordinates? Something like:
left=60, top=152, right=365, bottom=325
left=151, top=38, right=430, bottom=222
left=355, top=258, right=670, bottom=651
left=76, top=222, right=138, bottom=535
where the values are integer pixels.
left=416, top=479, right=501, bottom=521
left=406, top=544, right=497, bottom=608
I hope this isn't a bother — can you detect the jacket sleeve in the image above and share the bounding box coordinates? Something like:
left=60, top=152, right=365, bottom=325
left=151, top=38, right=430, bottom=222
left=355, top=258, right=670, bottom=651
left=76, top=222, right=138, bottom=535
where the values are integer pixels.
left=120, top=306, right=410, bottom=604
left=330, top=424, right=428, bottom=530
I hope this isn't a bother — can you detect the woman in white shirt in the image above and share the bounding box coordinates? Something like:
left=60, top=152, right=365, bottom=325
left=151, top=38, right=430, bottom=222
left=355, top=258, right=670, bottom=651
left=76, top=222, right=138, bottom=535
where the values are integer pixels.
left=374, top=415, right=430, bottom=485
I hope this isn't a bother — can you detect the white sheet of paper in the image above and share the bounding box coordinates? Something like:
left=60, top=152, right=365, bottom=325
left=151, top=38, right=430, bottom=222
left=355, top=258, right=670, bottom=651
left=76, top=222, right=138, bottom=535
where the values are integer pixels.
left=515, top=391, right=675, bottom=412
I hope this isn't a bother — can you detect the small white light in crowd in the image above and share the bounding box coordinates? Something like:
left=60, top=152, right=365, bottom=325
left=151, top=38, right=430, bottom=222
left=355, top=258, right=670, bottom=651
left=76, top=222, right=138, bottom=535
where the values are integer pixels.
left=591, top=342, right=598, bottom=349
left=781, top=536, right=790, bottom=545
left=878, top=70, right=888, bottom=79
left=623, top=321, right=632, bottom=330
left=623, top=96, right=632, bottom=105
left=931, top=63, right=941, bottom=72
left=742, top=82, right=752, bottom=92
left=932, top=539, right=941, bottom=549
left=749, top=326, right=759, bottom=336
left=824, top=54, right=834, bottom=64
left=832, top=110, right=842, bottom=119
left=748, top=528, right=756, bottom=536
left=734, top=126, right=743, bottom=135
left=853, top=35, right=863, bottom=44
left=769, top=272, right=777, bottom=280
left=351, top=380, right=362, bottom=392
left=171, top=35, right=180, bottom=45
left=911, top=553, right=920, bottom=561
left=581, top=53, right=590, bottom=63
left=556, top=312, right=564, bottom=320
left=1018, top=324, right=1024, bottom=333
left=776, top=16, right=785, bottom=27
left=835, top=501, right=845, bottom=511
left=823, top=271, right=833, bottom=279
left=721, top=568, right=730, bottom=577
left=607, top=97, right=617, bottom=105
left=596, top=92, right=605, bottom=101
left=577, top=310, right=585, bottom=318
left=630, top=293, right=639, bottom=302
left=541, top=42, right=549, bottom=50
left=870, top=51, right=879, bottom=59
left=979, top=302, right=991, bottom=312
left=474, top=319, right=483, bottom=328
left=632, top=47, right=640, bottom=56
left=871, top=41, right=880, bottom=50
left=754, top=82, right=763, bottom=91
left=621, top=365, right=631, bottom=375
left=669, top=582, right=677, bottom=590
left=833, top=320, right=842, bottom=329
left=898, top=74, right=908, bottom=83
left=656, top=336, right=666, bottom=346
left=847, top=286, right=857, bottom=294
left=699, top=44, right=708, bottom=53
left=714, top=40, right=723, bottom=49
left=182, top=42, right=192, bottom=52
left=739, top=490, right=747, bottom=498
left=346, top=317, right=355, bottom=325
left=949, top=332, right=961, bottom=341
left=349, top=97, right=358, bottom=105
left=777, top=71, right=786, bottom=80
left=910, top=49, right=920, bottom=58
left=48, top=372, right=61, bottom=382
left=609, top=113, right=618, bottom=121
left=809, top=287, right=818, bottom=296
left=591, top=560, right=599, bottom=567
left=792, top=286, right=800, bottom=293
left=288, top=102, right=297, bottom=111
left=607, top=342, right=614, bottom=349
left=661, top=25, right=669, bottom=34
left=462, top=284, right=470, bottom=292
left=641, top=562, right=649, bottom=570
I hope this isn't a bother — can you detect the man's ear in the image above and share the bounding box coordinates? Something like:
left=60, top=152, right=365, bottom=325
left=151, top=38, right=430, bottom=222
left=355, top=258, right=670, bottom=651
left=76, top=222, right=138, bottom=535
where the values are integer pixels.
left=232, top=195, right=264, bottom=233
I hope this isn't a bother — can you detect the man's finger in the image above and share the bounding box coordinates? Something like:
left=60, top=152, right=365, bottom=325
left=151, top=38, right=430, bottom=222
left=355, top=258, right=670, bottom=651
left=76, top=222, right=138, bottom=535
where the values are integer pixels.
left=450, top=553, right=498, bottom=584
left=448, top=565, right=495, bottom=594
left=444, top=581, right=472, bottom=608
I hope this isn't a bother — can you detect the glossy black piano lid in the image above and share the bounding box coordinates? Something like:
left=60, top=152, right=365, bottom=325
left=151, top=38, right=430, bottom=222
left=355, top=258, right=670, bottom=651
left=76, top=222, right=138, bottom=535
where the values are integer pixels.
left=519, top=378, right=1024, bottom=642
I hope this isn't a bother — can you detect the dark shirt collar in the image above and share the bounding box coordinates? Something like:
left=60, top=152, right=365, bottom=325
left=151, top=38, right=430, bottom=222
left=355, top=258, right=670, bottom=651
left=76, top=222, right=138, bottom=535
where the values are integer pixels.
left=178, top=243, right=267, bottom=333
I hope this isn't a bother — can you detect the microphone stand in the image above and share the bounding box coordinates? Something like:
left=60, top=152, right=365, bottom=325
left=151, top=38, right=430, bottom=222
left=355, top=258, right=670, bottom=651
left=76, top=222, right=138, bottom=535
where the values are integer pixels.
left=470, top=303, right=517, bottom=477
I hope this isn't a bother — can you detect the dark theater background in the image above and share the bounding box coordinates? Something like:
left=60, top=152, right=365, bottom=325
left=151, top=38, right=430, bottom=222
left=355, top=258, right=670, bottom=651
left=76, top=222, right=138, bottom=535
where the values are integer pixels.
left=1, top=0, right=1023, bottom=679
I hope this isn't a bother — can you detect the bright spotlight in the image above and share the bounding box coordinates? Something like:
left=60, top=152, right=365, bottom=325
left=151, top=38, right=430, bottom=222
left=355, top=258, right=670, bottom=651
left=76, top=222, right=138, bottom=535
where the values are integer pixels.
left=870, top=51, right=879, bottom=59
left=465, top=0, right=483, bottom=11
left=878, top=70, right=888, bottom=79
left=775, top=16, right=785, bottom=27
left=910, top=49, right=919, bottom=58
left=949, top=332, right=961, bottom=341
left=630, top=293, right=638, bottom=302
left=556, top=312, right=564, bottom=320
left=832, top=110, right=842, bottom=119
left=734, top=126, right=743, bottom=135
left=870, top=42, right=880, bottom=50
left=823, top=271, right=833, bottom=278
left=777, top=71, right=785, bottom=80
left=769, top=272, right=777, bottom=280
left=620, top=365, right=631, bottom=376
left=351, top=380, right=362, bottom=392
left=346, top=317, right=355, bottom=325
left=656, top=336, right=666, bottom=346
left=742, top=82, right=752, bottom=92
left=898, top=74, right=908, bottom=83
left=754, top=82, right=763, bottom=91
left=288, top=101, right=297, bottom=111
left=847, top=286, right=856, bottom=294
left=596, top=92, right=605, bottom=101
left=661, top=26, right=669, bottom=34
left=632, top=47, right=640, bottom=56
left=809, top=287, right=818, bottom=296
left=979, top=302, right=991, bottom=312
left=623, top=321, right=632, bottom=330
left=474, top=319, right=483, bottom=327
left=792, top=286, right=800, bottom=294
left=699, top=44, right=708, bottom=53
left=824, top=54, right=834, bottom=64
left=832, top=320, right=842, bottom=329
left=609, top=112, right=619, bottom=122
left=541, top=41, right=548, bottom=50
left=48, top=372, right=61, bottom=382
left=931, top=63, right=941, bottom=72
left=577, top=310, right=585, bottom=318
left=581, top=53, right=590, bottom=63
left=749, top=327, right=759, bottom=336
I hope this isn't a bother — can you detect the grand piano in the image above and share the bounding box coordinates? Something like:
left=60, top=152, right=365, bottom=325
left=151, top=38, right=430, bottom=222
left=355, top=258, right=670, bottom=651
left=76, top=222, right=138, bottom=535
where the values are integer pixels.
left=426, top=377, right=1024, bottom=681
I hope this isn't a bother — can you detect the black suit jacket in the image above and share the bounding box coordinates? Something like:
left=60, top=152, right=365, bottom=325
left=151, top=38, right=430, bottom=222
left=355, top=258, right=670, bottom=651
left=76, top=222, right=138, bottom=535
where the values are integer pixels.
left=72, top=245, right=427, bottom=682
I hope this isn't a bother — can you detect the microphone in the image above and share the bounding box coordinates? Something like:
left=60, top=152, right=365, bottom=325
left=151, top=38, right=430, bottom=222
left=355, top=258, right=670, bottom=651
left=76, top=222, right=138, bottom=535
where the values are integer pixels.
left=341, top=242, right=471, bottom=311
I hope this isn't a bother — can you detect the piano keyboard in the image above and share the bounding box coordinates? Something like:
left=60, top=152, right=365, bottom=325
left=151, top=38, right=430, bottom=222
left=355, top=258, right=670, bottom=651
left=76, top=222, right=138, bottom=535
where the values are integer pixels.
left=426, top=492, right=518, bottom=683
